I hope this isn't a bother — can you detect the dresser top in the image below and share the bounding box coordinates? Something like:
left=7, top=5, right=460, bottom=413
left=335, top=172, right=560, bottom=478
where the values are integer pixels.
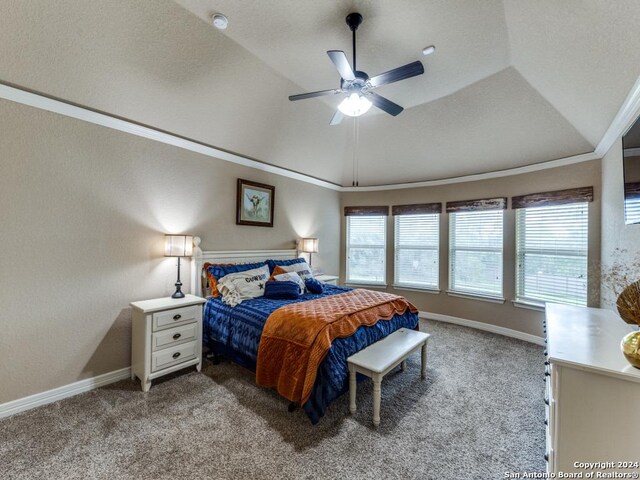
left=130, top=294, right=206, bottom=313
left=546, top=303, right=640, bottom=383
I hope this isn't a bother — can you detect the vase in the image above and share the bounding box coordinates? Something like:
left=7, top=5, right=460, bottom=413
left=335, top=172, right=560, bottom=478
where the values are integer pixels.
left=621, top=330, right=640, bottom=369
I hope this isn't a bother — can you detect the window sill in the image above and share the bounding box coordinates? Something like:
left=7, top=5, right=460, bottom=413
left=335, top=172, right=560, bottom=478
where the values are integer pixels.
left=345, top=283, right=388, bottom=289
left=512, top=299, right=546, bottom=312
left=393, top=285, right=441, bottom=295
left=446, top=290, right=506, bottom=304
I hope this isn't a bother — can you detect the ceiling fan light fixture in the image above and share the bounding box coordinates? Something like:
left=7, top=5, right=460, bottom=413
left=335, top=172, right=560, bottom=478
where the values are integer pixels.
left=338, top=93, right=372, bottom=117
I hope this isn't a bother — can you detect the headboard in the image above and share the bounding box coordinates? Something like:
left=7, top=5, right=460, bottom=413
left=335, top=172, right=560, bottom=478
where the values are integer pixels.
left=190, top=236, right=299, bottom=298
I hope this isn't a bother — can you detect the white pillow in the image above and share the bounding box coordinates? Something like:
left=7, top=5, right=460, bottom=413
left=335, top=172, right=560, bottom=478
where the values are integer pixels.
left=273, top=272, right=305, bottom=294
left=276, top=261, right=315, bottom=281
left=217, top=264, right=270, bottom=307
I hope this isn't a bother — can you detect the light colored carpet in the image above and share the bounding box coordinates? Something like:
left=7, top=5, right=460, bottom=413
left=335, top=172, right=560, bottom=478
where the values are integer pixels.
left=0, top=320, right=545, bottom=479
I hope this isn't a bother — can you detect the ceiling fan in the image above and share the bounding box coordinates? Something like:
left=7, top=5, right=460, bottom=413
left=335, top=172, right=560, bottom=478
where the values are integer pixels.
left=288, top=12, right=425, bottom=125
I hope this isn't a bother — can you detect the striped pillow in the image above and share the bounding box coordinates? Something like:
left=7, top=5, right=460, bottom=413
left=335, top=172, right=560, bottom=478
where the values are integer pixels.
left=272, top=261, right=314, bottom=281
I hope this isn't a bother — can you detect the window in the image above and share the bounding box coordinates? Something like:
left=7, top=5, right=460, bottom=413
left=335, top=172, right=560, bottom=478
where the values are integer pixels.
left=449, top=209, right=504, bottom=297
left=516, top=203, right=588, bottom=306
left=394, top=213, right=439, bottom=290
left=346, top=213, right=387, bottom=285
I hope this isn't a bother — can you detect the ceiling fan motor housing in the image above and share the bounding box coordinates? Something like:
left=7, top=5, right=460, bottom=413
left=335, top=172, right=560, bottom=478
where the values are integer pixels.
left=341, top=70, right=370, bottom=91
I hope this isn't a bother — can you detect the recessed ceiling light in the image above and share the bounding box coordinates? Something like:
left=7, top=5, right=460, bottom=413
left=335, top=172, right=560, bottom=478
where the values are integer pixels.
left=422, top=45, right=436, bottom=56
left=211, top=13, right=228, bottom=30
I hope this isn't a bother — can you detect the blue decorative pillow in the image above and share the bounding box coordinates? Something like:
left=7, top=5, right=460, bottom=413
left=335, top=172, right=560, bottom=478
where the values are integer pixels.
left=264, top=280, right=301, bottom=300
left=305, top=278, right=324, bottom=294
left=266, top=257, right=306, bottom=274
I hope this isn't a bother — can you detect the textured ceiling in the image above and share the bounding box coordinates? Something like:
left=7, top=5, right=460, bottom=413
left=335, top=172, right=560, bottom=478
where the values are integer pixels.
left=2, top=0, right=640, bottom=186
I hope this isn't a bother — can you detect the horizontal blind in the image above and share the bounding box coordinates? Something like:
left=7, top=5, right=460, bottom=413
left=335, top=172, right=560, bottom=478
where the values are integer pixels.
left=394, top=214, right=439, bottom=289
left=625, top=198, right=640, bottom=224
left=347, top=216, right=386, bottom=284
left=516, top=203, right=588, bottom=306
left=449, top=210, right=503, bottom=296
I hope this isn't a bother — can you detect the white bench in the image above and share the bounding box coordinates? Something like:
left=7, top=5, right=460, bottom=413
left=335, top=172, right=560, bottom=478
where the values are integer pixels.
left=347, top=328, right=431, bottom=426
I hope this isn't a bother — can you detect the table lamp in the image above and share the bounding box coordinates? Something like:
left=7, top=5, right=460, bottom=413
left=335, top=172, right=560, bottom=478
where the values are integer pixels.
left=164, top=234, right=193, bottom=298
left=300, top=237, right=319, bottom=267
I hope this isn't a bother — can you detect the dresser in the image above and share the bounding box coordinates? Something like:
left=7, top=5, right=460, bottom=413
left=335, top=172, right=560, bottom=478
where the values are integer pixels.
left=545, top=304, right=640, bottom=475
left=130, top=295, right=206, bottom=392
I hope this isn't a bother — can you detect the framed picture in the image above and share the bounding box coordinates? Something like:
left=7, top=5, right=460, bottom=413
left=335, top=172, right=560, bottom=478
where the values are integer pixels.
left=236, top=179, right=275, bottom=227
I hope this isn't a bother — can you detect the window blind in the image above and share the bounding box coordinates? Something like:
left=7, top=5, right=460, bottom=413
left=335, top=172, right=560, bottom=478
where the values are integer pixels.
left=516, top=203, right=588, bottom=306
left=346, top=216, right=386, bottom=284
left=394, top=214, right=439, bottom=289
left=449, top=210, right=503, bottom=297
left=625, top=197, right=640, bottom=224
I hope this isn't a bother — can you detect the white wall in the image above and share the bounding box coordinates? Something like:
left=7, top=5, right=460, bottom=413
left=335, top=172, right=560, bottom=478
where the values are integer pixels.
left=600, top=140, right=640, bottom=307
left=0, top=99, right=340, bottom=404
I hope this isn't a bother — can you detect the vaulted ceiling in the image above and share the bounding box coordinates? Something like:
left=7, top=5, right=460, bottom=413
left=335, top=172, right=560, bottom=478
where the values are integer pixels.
left=2, top=1, right=640, bottom=187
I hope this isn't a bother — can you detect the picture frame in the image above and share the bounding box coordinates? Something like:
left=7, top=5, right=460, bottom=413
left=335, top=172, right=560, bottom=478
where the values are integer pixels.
left=236, top=178, right=275, bottom=227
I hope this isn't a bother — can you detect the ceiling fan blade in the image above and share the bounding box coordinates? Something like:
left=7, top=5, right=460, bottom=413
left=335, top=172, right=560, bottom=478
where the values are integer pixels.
left=327, top=50, right=355, bottom=81
left=288, top=89, right=339, bottom=101
left=367, top=92, right=404, bottom=116
left=329, top=110, right=344, bottom=126
left=369, top=61, right=424, bottom=88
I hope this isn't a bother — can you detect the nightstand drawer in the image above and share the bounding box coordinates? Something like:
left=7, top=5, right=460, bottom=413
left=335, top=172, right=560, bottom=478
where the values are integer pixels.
left=151, top=340, right=197, bottom=372
left=152, top=323, right=198, bottom=351
left=152, top=305, right=198, bottom=331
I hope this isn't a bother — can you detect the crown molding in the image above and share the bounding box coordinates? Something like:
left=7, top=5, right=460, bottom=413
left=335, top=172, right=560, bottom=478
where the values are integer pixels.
left=0, top=82, right=342, bottom=191
left=341, top=152, right=599, bottom=192
left=595, top=73, right=640, bottom=158
left=3, top=71, right=640, bottom=193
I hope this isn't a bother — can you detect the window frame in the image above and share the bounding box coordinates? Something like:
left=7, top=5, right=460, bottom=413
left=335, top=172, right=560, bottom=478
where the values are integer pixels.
left=515, top=202, right=589, bottom=307
left=393, top=213, right=440, bottom=291
left=345, top=215, right=387, bottom=286
left=447, top=209, right=505, bottom=300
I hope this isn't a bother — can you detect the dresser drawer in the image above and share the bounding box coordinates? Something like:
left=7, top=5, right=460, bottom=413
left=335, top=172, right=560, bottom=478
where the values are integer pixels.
left=152, top=323, right=198, bottom=351
left=152, top=305, right=198, bottom=331
left=151, top=340, right=197, bottom=372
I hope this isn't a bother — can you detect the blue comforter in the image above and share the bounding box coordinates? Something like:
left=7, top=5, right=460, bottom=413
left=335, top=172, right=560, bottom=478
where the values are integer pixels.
left=203, top=285, right=419, bottom=424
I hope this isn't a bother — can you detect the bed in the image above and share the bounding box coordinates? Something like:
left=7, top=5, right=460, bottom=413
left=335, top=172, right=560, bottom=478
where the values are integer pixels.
left=190, top=242, right=419, bottom=424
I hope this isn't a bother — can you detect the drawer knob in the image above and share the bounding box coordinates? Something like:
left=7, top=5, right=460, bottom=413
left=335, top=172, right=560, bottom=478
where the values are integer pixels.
left=173, top=333, right=181, bottom=340
left=173, top=314, right=182, bottom=321
left=172, top=352, right=181, bottom=359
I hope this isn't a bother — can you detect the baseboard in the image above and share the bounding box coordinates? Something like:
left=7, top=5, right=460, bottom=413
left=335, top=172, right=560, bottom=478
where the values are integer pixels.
left=0, top=367, right=131, bottom=420
left=420, top=311, right=545, bottom=346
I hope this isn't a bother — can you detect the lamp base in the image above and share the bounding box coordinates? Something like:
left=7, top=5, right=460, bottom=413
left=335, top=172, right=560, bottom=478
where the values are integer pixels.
left=172, top=257, right=185, bottom=298
left=171, top=280, right=185, bottom=299
left=171, top=289, right=185, bottom=299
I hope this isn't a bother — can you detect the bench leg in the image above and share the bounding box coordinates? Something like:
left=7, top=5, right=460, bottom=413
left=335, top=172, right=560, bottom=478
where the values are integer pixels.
left=421, top=342, right=427, bottom=380
left=400, top=360, right=407, bottom=371
left=372, top=373, right=382, bottom=427
left=349, top=365, right=357, bottom=414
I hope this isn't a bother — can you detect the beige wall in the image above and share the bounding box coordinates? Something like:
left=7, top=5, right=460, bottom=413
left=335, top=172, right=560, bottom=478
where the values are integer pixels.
left=601, top=140, right=640, bottom=308
left=0, top=99, right=340, bottom=404
left=340, top=160, right=602, bottom=337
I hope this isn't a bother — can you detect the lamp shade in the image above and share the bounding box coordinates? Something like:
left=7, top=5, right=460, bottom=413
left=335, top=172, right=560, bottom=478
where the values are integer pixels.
left=300, top=238, right=319, bottom=254
left=164, top=235, right=193, bottom=257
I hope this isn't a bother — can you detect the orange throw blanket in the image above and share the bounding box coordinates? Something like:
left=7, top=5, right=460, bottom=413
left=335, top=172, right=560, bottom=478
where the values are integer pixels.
left=255, top=289, right=418, bottom=405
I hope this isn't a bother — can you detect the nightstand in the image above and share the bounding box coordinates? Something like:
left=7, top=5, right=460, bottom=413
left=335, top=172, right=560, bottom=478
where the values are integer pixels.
left=130, top=294, right=206, bottom=392
left=315, top=274, right=339, bottom=285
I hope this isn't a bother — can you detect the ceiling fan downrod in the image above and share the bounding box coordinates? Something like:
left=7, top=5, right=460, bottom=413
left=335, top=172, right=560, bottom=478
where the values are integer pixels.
left=346, top=13, right=363, bottom=71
